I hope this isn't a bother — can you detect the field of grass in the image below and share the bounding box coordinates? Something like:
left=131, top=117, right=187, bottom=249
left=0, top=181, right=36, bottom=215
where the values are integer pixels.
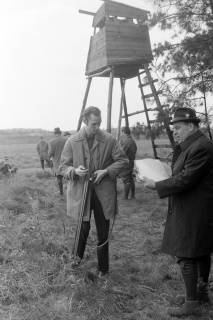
left=0, top=138, right=171, bottom=170
left=0, top=136, right=212, bottom=320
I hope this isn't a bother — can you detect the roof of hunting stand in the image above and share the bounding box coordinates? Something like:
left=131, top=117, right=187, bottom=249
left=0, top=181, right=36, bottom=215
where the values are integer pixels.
left=80, top=0, right=152, bottom=78
left=93, top=0, right=149, bottom=28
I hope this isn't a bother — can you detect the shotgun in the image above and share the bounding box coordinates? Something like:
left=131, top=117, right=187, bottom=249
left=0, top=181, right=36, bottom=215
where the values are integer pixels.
left=72, top=178, right=89, bottom=257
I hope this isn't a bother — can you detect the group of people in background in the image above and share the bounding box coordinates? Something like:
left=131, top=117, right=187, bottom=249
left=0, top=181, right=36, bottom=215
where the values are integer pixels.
left=36, top=127, right=71, bottom=195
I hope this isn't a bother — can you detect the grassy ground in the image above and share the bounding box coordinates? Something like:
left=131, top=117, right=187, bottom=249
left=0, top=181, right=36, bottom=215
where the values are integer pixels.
left=0, top=139, right=212, bottom=320
left=0, top=138, right=171, bottom=169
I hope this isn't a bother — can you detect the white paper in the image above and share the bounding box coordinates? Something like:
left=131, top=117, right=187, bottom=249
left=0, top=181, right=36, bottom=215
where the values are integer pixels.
left=135, top=158, right=171, bottom=182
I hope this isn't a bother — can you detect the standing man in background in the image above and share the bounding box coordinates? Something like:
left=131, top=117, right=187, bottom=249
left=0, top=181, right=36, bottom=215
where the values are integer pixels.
left=119, top=127, right=137, bottom=199
left=36, top=136, right=49, bottom=170
left=60, top=106, right=128, bottom=276
left=49, top=127, right=66, bottom=195
left=144, top=107, right=213, bottom=317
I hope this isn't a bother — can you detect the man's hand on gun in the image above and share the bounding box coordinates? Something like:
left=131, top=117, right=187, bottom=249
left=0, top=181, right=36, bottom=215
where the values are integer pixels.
left=74, top=165, right=88, bottom=177
left=92, top=169, right=107, bottom=184
left=66, top=166, right=107, bottom=183
left=65, top=165, right=88, bottom=180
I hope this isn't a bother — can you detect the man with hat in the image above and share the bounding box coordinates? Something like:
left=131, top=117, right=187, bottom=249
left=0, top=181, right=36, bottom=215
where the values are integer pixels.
left=49, top=127, right=66, bottom=195
left=144, top=107, right=213, bottom=317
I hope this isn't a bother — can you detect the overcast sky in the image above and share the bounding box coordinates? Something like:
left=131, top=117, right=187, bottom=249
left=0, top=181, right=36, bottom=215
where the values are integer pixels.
left=0, top=0, right=166, bottom=131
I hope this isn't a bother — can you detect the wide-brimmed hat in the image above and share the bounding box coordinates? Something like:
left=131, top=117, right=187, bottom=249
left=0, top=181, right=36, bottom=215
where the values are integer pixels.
left=54, top=127, right=61, bottom=134
left=170, top=107, right=200, bottom=124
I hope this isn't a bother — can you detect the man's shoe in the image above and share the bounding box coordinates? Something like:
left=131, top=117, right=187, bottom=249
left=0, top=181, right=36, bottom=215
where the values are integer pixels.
left=70, top=256, right=81, bottom=268
left=172, top=295, right=185, bottom=305
left=168, top=300, right=201, bottom=317
left=97, top=270, right=109, bottom=278
left=123, top=183, right=130, bottom=200
left=198, top=281, right=212, bottom=305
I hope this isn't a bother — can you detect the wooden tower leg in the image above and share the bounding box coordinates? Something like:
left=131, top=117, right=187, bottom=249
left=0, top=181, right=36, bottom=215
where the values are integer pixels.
left=117, top=79, right=125, bottom=140
left=77, top=77, right=92, bottom=131
left=107, top=68, right=114, bottom=133
left=120, top=78, right=129, bottom=129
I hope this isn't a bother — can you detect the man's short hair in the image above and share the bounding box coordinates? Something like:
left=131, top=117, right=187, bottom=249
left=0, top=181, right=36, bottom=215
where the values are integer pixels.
left=122, top=126, right=131, bottom=135
left=83, top=106, right=101, bottom=122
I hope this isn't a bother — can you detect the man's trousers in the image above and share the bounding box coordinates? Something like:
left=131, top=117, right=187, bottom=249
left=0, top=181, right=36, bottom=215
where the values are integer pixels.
left=75, top=187, right=110, bottom=273
left=177, top=255, right=211, bottom=300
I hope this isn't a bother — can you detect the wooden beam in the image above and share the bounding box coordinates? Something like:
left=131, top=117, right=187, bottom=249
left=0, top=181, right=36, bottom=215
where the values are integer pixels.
left=77, top=78, right=92, bottom=131
left=143, top=64, right=175, bottom=147
left=122, top=110, right=144, bottom=118
left=79, top=9, right=95, bottom=16
left=139, top=68, right=151, bottom=75
left=138, top=71, right=158, bottom=159
left=117, top=81, right=124, bottom=140
left=120, top=78, right=129, bottom=128
left=138, top=79, right=158, bottom=87
left=107, top=68, right=114, bottom=133
left=121, top=108, right=158, bottom=118
left=87, top=67, right=111, bottom=79
left=154, top=144, right=172, bottom=149
left=144, top=91, right=162, bottom=99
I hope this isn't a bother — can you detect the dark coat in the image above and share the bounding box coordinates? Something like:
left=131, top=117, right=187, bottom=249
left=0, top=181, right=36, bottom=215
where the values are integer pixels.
left=49, top=136, right=66, bottom=175
left=60, top=127, right=128, bottom=221
left=119, top=134, right=137, bottom=181
left=120, top=134, right=137, bottom=161
left=156, top=130, right=213, bottom=258
left=36, top=140, right=49, bottom=160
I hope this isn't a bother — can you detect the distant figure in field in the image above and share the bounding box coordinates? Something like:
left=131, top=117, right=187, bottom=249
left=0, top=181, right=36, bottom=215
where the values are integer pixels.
left=0, top=157, right=17, bottom=177
left=64, top=131, right=71, bottom=138
left=119, top=127, right=137, bottom=199
left=49, top=127, right=66, bottom=195
left=36, top=136, right=49, bottom=170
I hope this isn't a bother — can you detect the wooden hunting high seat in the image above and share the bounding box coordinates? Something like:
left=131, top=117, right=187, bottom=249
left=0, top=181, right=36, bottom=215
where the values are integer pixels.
left=86, top=1, right=153, bottom=79
left=78, top=0, right=175, bottom=159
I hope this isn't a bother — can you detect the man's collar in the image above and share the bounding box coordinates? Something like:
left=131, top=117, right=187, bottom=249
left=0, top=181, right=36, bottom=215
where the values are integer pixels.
left=73, top=127, right=105, bottom=142
left=179, top=130, right=203, bottom=151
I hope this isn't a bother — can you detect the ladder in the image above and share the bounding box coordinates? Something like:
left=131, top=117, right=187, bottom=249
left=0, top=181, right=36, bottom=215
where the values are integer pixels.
left=119, top=64, right=175, bottom=160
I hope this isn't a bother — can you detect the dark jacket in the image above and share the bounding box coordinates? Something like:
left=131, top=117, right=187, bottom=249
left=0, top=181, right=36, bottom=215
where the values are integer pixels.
left=60, top=127, right=128, bottom=221
left=120, top=134, right=137, bottom=161
left=119, top=134, right=137, bottom=177
left=156, top=130, right=213, bottom=258
left=49, top=136, right=66, bottom=175
left=36, top=140, right=49, bottom=160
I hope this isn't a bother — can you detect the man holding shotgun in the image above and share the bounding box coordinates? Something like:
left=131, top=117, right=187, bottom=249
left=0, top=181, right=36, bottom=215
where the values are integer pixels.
left=60, top=106, right=128, bottom=277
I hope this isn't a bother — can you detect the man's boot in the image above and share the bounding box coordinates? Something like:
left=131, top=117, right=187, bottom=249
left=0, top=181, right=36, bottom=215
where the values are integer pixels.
left=169, top=258, right=201, bottom=316
left=57, top=176, right=63, bottom=195
left=168, top=300, right=201, bottom=317
left=198, top=278, right=211, bottom=304
left=123, top=183, right=130, bottom=200
left=172, top=294, right=185, bottom=305
left=130, top=180, right=135, bottom=199
left=58, top=181, right=63, bottom=195
left=197, top=255, right=211, bottom=304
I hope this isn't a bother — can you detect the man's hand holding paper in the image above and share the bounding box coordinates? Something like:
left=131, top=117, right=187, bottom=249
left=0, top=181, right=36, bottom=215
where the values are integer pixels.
left=135, top=158, right=171, bottom=184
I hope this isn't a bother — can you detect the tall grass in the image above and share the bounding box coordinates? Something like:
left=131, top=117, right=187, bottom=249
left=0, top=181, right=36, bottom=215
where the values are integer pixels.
left=0, top=135, right=212, bottom=319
